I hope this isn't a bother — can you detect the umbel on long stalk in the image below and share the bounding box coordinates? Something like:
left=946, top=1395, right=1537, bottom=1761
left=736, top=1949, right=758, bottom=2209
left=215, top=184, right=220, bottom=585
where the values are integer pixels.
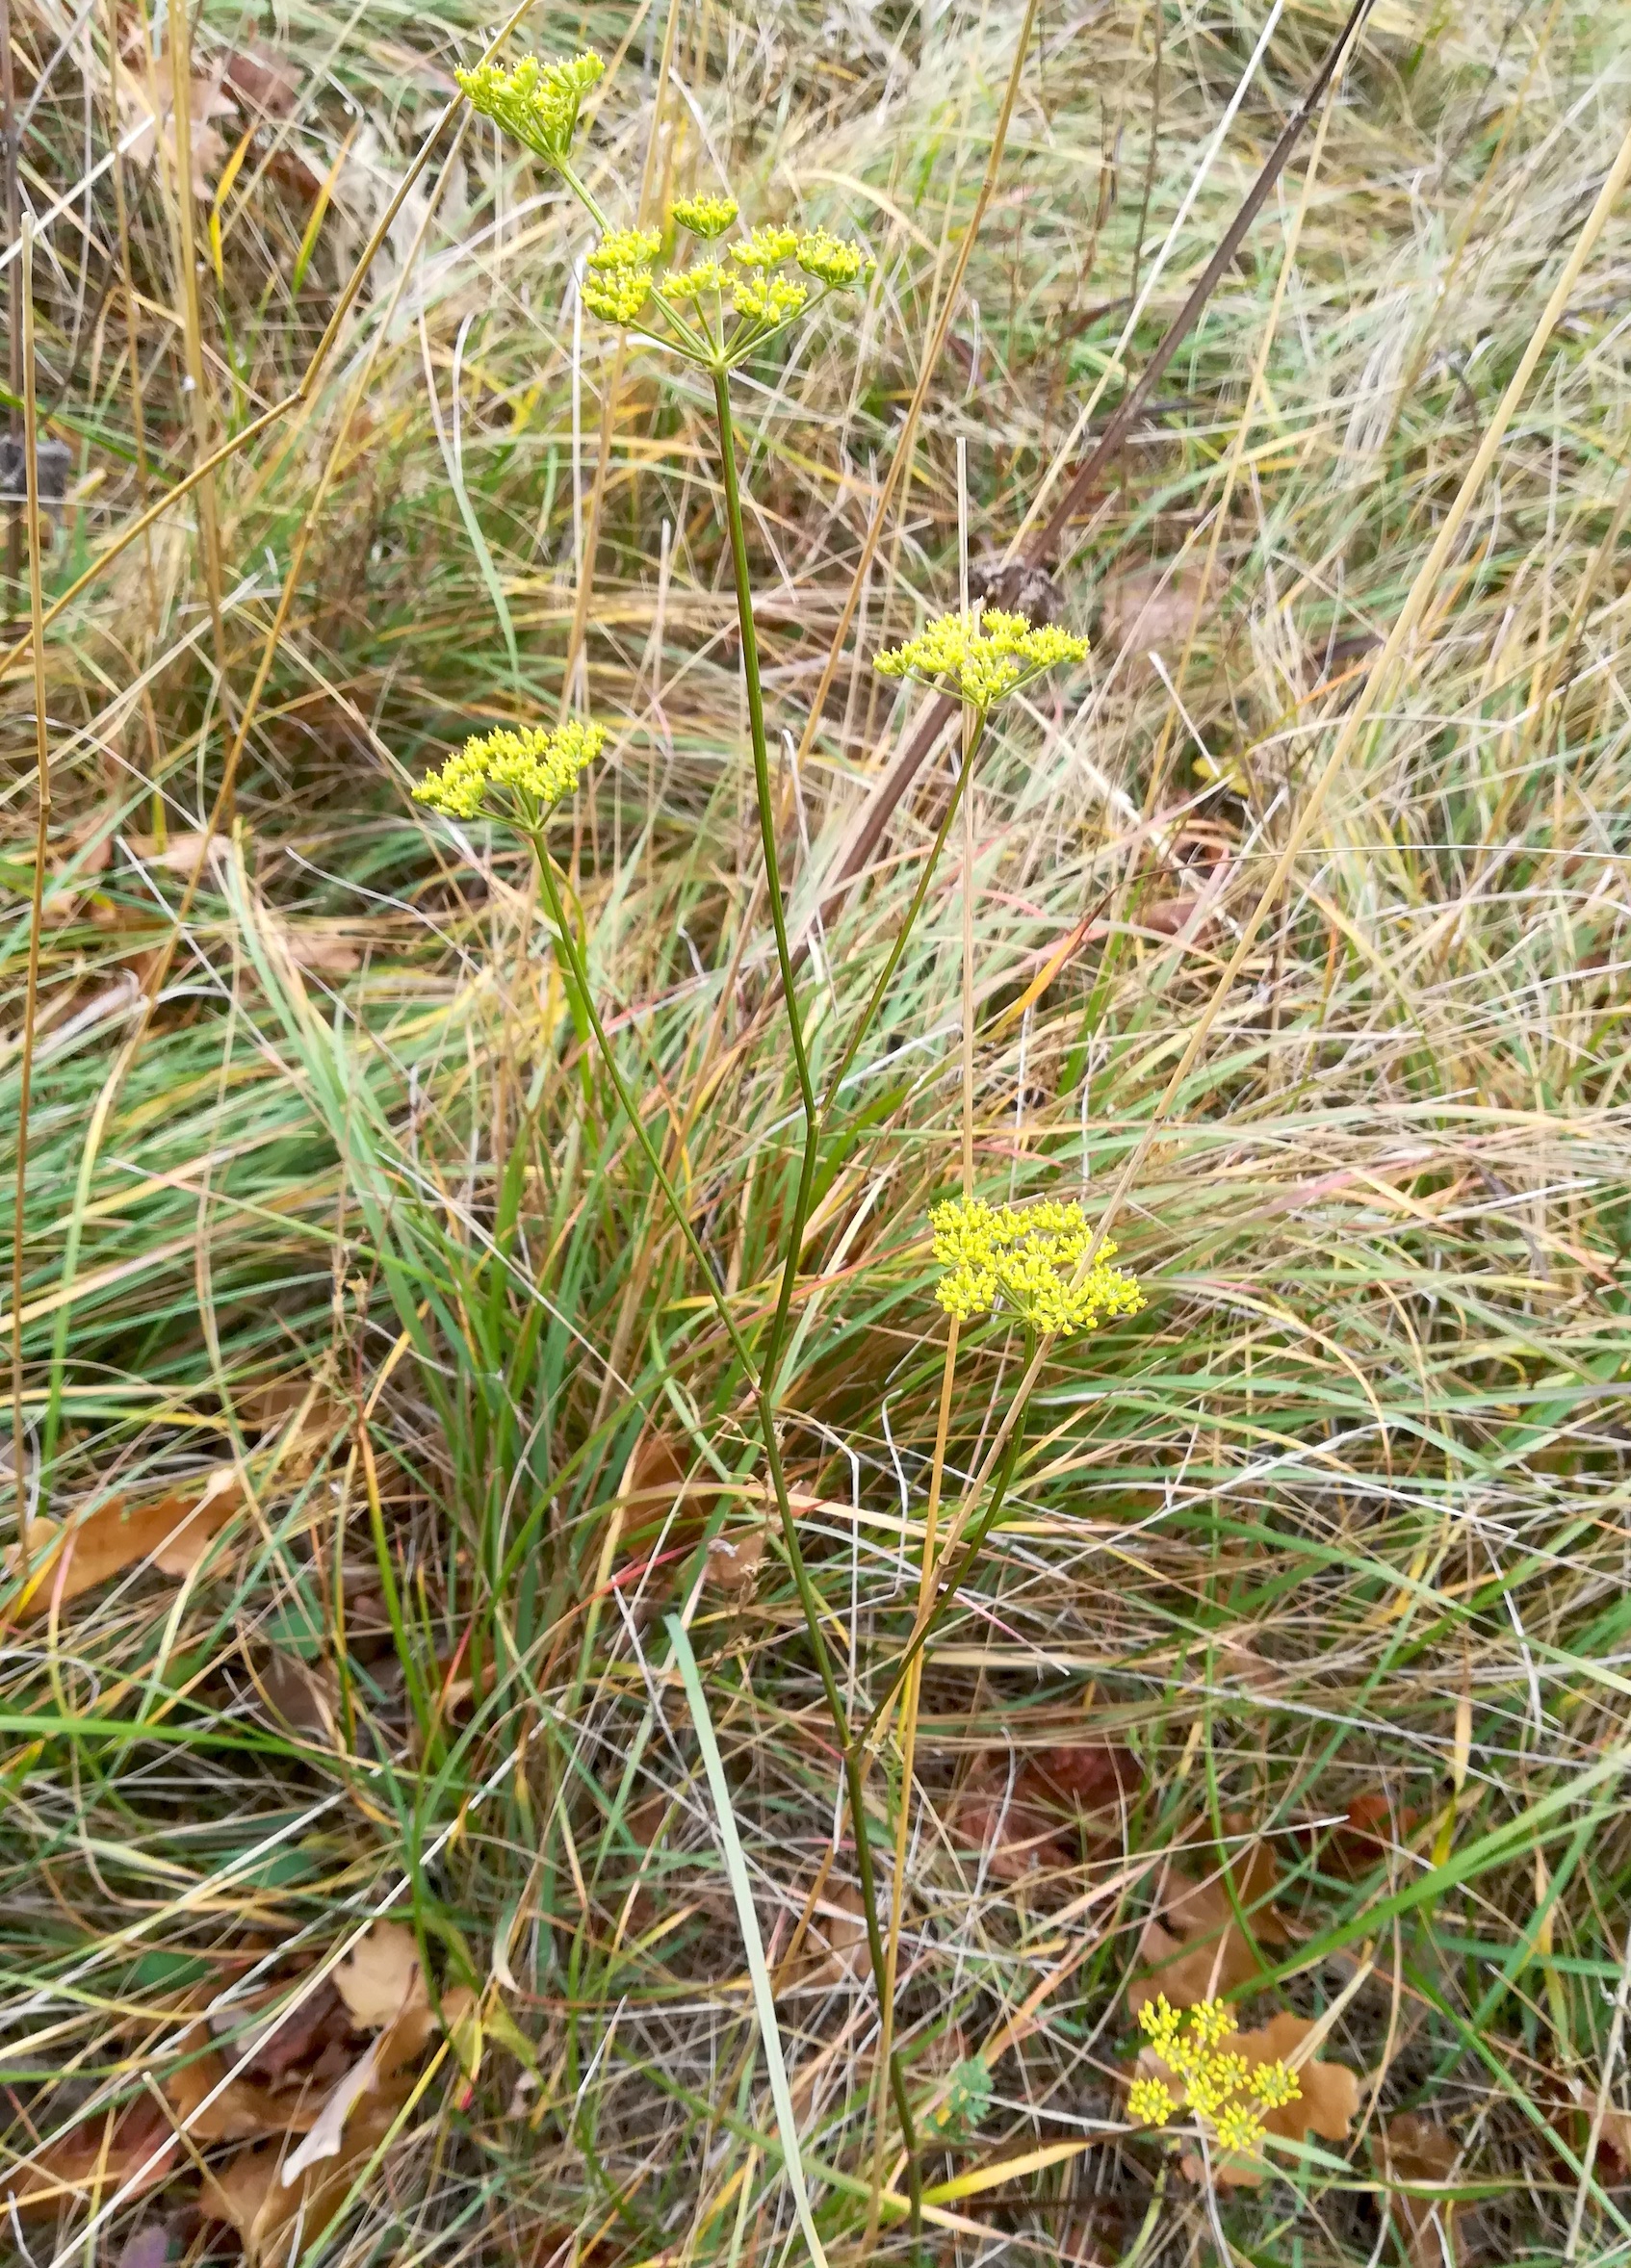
left=408, top=42, right=1128, bottom=2247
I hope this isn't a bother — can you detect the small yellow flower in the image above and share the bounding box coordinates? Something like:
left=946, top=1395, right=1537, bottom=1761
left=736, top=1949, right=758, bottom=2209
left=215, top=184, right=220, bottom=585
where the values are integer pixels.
left=1253, top=2061, right=1303, bottom=2111
left=732, top=271, right=810, bottom=325
left=414, top=719, right=607, bottom=821
left=1215, top=2101, right=1267, bottom=2154
left=930, top=1197, right=1143, bottom=1337
left=582, top=268, right=652, bottom=324
left=664, top=260, right=727, bottom=304
left=455, top=51, right=603, bottom=166
left=673, top=192, right=738, bottom=238
left=587, top=225, right=660, bottom=272
left=1129, top=1998, right=1300, bottom=2165
left=876, top=606, right=1088, bottom=712
left=731, top=224, right=799, bottom=268
left=795, top=226, right=872, bottom=288
left=1126, top=2076, right=1176, bottom=2127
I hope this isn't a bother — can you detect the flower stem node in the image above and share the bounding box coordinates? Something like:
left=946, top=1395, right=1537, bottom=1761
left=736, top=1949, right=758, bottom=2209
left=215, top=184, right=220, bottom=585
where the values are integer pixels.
left=454, top=51, right=603, bottom=167
left=672, top=193, right=739, bottom=238
left=875, top=607, right=1088, bottom=713
left=413, top=719, right=608, bottom=823
left=929, top=1197, right=1142, bottom=1336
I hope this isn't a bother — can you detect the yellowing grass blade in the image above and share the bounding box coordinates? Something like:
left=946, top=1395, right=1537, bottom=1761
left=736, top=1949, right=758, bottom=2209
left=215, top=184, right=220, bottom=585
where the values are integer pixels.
left=924, top=2137, right=1100, bottom=2203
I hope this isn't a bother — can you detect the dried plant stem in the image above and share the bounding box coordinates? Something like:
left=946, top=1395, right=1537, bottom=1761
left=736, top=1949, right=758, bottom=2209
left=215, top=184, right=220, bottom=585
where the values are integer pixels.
left=10, top=219, right=48, bottom=1576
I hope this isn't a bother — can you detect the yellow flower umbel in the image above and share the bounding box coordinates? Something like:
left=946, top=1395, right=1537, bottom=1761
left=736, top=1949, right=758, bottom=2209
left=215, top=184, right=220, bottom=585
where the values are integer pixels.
left=874, top=607, right=1087, bottom=713
left=413, top=720, right=607, bottom=824
left=673, top=192, right=738, bottom=238
left=454, top=51, right=603, bottom=167
left=1130, top=1997, right=1303, bottom=2158
left=930, top=1197, right=1143, bottom=1337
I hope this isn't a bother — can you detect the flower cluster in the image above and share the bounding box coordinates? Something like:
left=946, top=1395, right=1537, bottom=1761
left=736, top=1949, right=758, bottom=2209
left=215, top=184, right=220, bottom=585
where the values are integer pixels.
left=672, top=192, right=738, bottom=238
left=582, top=226, right=660, bottom=322
left=874, top=607, right=1088, bottom=711
left=930, top=1197, right=1143, bottom=1337
left=1129, top=1998, right=1302, bottom=2156
left=454, top=51, right=603, bottom=167
left=413, top=720, right=607, bottom=822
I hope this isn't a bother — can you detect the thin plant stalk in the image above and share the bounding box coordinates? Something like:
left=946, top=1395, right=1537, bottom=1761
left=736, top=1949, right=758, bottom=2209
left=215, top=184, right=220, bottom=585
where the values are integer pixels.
left=711, top=363, right=929, bottom=2229
left=10, top=219, right=49, bottom=1575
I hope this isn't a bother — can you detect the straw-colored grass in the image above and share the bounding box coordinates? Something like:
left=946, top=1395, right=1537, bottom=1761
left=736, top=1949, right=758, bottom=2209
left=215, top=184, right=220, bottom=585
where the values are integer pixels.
left=4, top=0, right=1630, bottom=2262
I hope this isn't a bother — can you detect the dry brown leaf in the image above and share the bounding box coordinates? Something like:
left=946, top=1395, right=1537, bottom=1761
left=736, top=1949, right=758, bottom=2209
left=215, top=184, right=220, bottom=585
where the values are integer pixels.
left=115, top=53, right=237, bottom=201
left=1, top=2100, right=180, bottom=2217
left=1318, top=1791, right=1418, bottom=1877
left=1598, top=2100, right=1631, bottom=2179
left=223, top=44, right=300, bottom=116
left=1381, top=2113, right=1463, bottom=2264
left=952, top=1759, right=1076, bottom=1883
left=255, top=1648, right=340, bottom=1741
left=705, top=1527, right=765, bottom=1592
left=202, top=2089, right=406, bottom=2265
left=1026, top=1740, right=1141, bottom=1817
left=1097, top=565, right=1212, bottom=683
left=276, top=920, right=363, bottom=976
left=335, top=1920, right=425, bottom=2031
left=11, top=1469, right=245, bottom=1616
left=128, top=828, right=226, bottom=878
left=803, top=1885, right=868, bottom=1988
left=1128, top=1841, right=1290, bottom=2016
left=164, top=2023, right=324, bottom=2143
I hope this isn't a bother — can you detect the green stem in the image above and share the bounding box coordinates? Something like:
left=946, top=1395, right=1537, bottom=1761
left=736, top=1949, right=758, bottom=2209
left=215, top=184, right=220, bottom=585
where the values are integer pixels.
left=711, top=364, right=924, bottom=2239
left=711, top=365, right=820, bottom=1406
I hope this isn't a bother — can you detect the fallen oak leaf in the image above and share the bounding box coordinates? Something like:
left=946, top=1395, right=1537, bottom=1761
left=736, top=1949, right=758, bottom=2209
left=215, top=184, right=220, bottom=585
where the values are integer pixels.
left=10, top=1469, right=245, bottom=1616
left=1128, top=1841, right=1290, bottom=2016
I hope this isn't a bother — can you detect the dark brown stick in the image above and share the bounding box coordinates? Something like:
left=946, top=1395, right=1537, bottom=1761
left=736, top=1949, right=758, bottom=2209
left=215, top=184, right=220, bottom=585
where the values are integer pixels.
left=803, top=0, right=1376, bottom=941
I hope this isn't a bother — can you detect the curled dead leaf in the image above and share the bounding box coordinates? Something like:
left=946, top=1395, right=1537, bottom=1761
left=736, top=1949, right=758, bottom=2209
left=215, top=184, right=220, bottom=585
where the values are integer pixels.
left=222, top=44, right=300, bottom=116
left=335, top=1920, right=426, bottom=2031
left=114, top=52, right=237, bottom=201
left=705, top=1527, right=765, bottom=1592
left=201, top=2091, right=404, bottom=2265
left=1097, top=565, right=1212, bottom=685
left=10, top=1469, right=245, bottom=1616
left=128, top=828, right=226, bottom=879
left=254, top=1648, right=341, bottom=1742
left=952, top=1759, right=1075, bottom=1884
